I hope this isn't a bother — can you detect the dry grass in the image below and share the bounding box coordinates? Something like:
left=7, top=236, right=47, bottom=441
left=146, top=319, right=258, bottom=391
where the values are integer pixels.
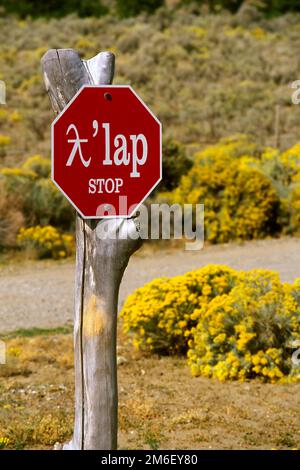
left=0, top=328, right=299, bottom=450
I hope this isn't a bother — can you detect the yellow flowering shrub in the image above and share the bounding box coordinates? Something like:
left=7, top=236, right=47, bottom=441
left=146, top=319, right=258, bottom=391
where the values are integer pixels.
left=122, top=265, right=300, bottom=383
left=0, top=108, right=9, bottom=124
left=22, top=155, right=51, bottom=178
left=0, top=437, right=9, bottom=450
left=9, top=110, right=22, bottom=123
left=164, top=136, right=300, bottom=240
left=0, top=135, right=11, bottom=146
left=1, top=166, right=37, bottom=193
left=188, top=270, right=300, bottom=383
left=280, top=143, right=300, bottom=183
left=172, top=136, right=279, bottom=243
left=275, top=143, right=300, bottom=234
left=288, top=185, right=300, bottom=235
left=234, top=141, right=300, bottom=235
left=121, top=265, right=239, bottom=354
left=17, top=225, right=74, bottom=260
left=250, top=27, right=268, bottom=40
left=0, top=134, right=11, bottom=157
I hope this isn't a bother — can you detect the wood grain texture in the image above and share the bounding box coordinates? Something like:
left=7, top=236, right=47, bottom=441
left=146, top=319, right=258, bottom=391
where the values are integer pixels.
left=41, top=49, right=141, bottom=450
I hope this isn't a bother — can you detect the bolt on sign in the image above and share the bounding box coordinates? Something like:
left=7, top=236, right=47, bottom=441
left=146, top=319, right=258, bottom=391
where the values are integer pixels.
left=52, top=85, right=162, bottom=218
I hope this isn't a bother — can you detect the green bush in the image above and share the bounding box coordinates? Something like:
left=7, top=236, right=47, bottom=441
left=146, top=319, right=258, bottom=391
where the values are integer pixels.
left=157, top=139, right=192, bottom=193
left=241, top=141, right=300, bottom=235
left=263, top=0, right=300, bottom=15
left=0, top=179, right=24, bottom=249
left=0, top=0, right=108, bottom=18
left=0, top=156, right=74, bottom=230
left=181, top=1, right=300, bottom=15
left=182, top=1, right=243, bottom=13
left=116, top=0, right=164, bottom=18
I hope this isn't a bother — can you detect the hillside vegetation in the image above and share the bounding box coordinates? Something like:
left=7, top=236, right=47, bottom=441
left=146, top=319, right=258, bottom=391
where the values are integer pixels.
left=1, top=6, right=300, bottom=250
left=1, top=6, right=300, bottom=164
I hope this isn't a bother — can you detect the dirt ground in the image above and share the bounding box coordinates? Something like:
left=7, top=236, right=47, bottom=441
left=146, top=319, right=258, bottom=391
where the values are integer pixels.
left=1, top=238, right=300, bottom=450
left=0, top=330, right=299, bottom=450
left=1, top=237, right=300, bottom=333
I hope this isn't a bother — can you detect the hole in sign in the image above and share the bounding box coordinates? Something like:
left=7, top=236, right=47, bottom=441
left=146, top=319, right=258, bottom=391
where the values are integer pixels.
left=104, top=93, right=112, bottom=101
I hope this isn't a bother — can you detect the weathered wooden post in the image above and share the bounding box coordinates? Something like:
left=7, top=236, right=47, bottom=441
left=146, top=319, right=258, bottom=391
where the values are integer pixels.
left=41, top=49, right=142, bottom=450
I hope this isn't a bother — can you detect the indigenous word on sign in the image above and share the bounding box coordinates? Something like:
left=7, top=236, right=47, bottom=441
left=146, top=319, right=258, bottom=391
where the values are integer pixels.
left=52, top=85, right=162, bottom=218
left=66, top=122, right=149, bottom=194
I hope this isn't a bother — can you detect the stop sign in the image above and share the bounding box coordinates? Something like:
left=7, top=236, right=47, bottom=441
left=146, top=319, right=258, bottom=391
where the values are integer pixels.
left=52, top=85, right=162, bottom=218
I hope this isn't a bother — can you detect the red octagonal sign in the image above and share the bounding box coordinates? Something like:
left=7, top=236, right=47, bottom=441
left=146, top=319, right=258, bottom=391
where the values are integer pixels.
left=52, top=85, right=162, bottom=218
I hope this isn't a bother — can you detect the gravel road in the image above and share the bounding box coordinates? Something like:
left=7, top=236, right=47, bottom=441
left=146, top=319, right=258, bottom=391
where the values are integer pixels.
left=1, top=237, right=300, bottom=333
